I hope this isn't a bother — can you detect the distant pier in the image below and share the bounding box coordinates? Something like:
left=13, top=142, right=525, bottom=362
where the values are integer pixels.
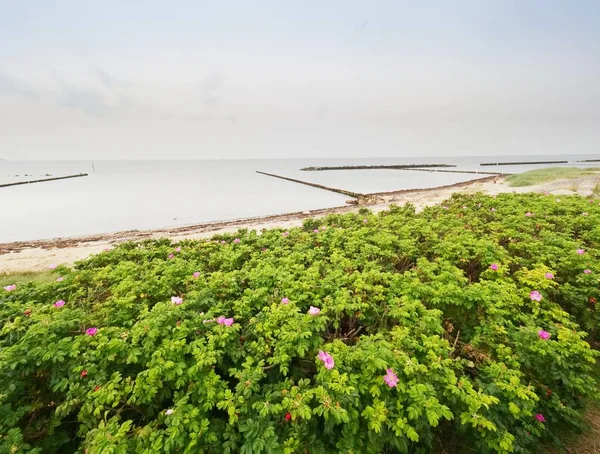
left=405, top=168, right=511, bottom=176
left=300, top=164, right=455, bottom=171
left=480, top=161, right=568, bottom=167
left=0, top=173, right=88, bottom=188
left=368, top=175, right=500, bottom=197
left=298, top=163, right=508, bottom=177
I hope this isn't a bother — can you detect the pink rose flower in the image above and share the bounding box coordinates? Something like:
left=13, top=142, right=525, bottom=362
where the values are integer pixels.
left=545, top=272, right=554, bottom=280
left=281, top=297, right=289, bottom=304
left=530, top=291, right=543, bottom=302
left=535, top=413, right=545, bottom=422
left=538, top=330, right=551, bottom=340
left=3, top=284, right=16, bottom=292
left=193, top=272, right=200, bottom=278
left=317, top=350, right=335, bottom=370
left=217, top=316, right=234, bottom=326
left=308, top=306, right=320, bottom=316
left=86, top=327, right=98, bottom=336
left=54, top=300, right=65, bottom=308
left=171, top=296, right=183, bottom=305
left=383, top=368, right=399, bottom=388
left=489, top=263, right=499, bottom=271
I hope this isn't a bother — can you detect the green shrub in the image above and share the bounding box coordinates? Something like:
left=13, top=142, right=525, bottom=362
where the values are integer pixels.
left=1, top=193, right=599, bottom=453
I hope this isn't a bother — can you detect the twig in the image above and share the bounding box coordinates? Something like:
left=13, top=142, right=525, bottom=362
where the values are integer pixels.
left=453, top=330, right=460, bottom=349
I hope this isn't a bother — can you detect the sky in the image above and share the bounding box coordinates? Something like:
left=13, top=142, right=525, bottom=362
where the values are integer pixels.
left=0, top=0, right=599, bottom=160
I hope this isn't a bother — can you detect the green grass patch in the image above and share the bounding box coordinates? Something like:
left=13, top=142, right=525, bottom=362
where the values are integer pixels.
left=0, top=270, right=56, bottom=287
left=507, top=167, right=600, bottom=187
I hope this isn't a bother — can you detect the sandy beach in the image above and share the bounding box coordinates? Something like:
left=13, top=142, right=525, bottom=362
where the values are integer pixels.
left=2, top=175, right=598, bottom=273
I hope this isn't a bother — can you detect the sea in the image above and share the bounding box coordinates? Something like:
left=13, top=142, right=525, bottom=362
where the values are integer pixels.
left=1, top=154, right=598, bottom=243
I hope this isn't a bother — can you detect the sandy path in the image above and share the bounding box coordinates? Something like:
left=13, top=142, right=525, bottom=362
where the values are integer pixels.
left=1, top=176, right=595, bottom=273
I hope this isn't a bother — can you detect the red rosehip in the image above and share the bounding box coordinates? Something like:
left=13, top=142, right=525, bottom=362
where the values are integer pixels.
left=80, top=370, right=88, bottom=378
left=285, top=412, right=292, bottom=421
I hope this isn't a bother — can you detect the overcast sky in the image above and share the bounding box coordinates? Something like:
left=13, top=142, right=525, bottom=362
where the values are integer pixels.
left=1, top=1, right=599, bottom=160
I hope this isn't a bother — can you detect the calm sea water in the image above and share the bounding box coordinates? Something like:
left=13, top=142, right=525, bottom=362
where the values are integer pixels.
left=1, top=155, right=598, bottom=242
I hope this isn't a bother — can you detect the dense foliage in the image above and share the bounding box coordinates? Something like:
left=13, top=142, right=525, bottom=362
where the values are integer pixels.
left=1, top=193, right=599, bottom=453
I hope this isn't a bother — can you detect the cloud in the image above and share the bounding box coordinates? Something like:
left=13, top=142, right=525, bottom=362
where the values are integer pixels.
left=344, top=20, right=369, bottom=45
left=51, top=67, right=133, bottom=117
left=95, top=67, right=112, bottom=89
left=57, top=85, right=113, bottom=117
left=0, top=66, right=136, bottom=117
left=200, top=71, right=226, bottom=109
left=0, top=72, right=43, bottom=101
left=0, top=65, right=234, bottom=119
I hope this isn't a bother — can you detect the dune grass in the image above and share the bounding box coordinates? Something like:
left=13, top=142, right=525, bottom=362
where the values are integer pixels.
left=0, top=270, right=56, bottom=287
left=507, top=167, right=600, bottom=187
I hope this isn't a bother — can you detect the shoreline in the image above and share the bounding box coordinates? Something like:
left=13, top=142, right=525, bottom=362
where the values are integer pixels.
left=0, top=175, right=499, bottom=253
left=1, top=174, right=596, bottom=273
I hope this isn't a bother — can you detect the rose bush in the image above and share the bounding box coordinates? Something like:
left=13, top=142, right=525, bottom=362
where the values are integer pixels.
left=1, top=193, right=599, bottom=453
